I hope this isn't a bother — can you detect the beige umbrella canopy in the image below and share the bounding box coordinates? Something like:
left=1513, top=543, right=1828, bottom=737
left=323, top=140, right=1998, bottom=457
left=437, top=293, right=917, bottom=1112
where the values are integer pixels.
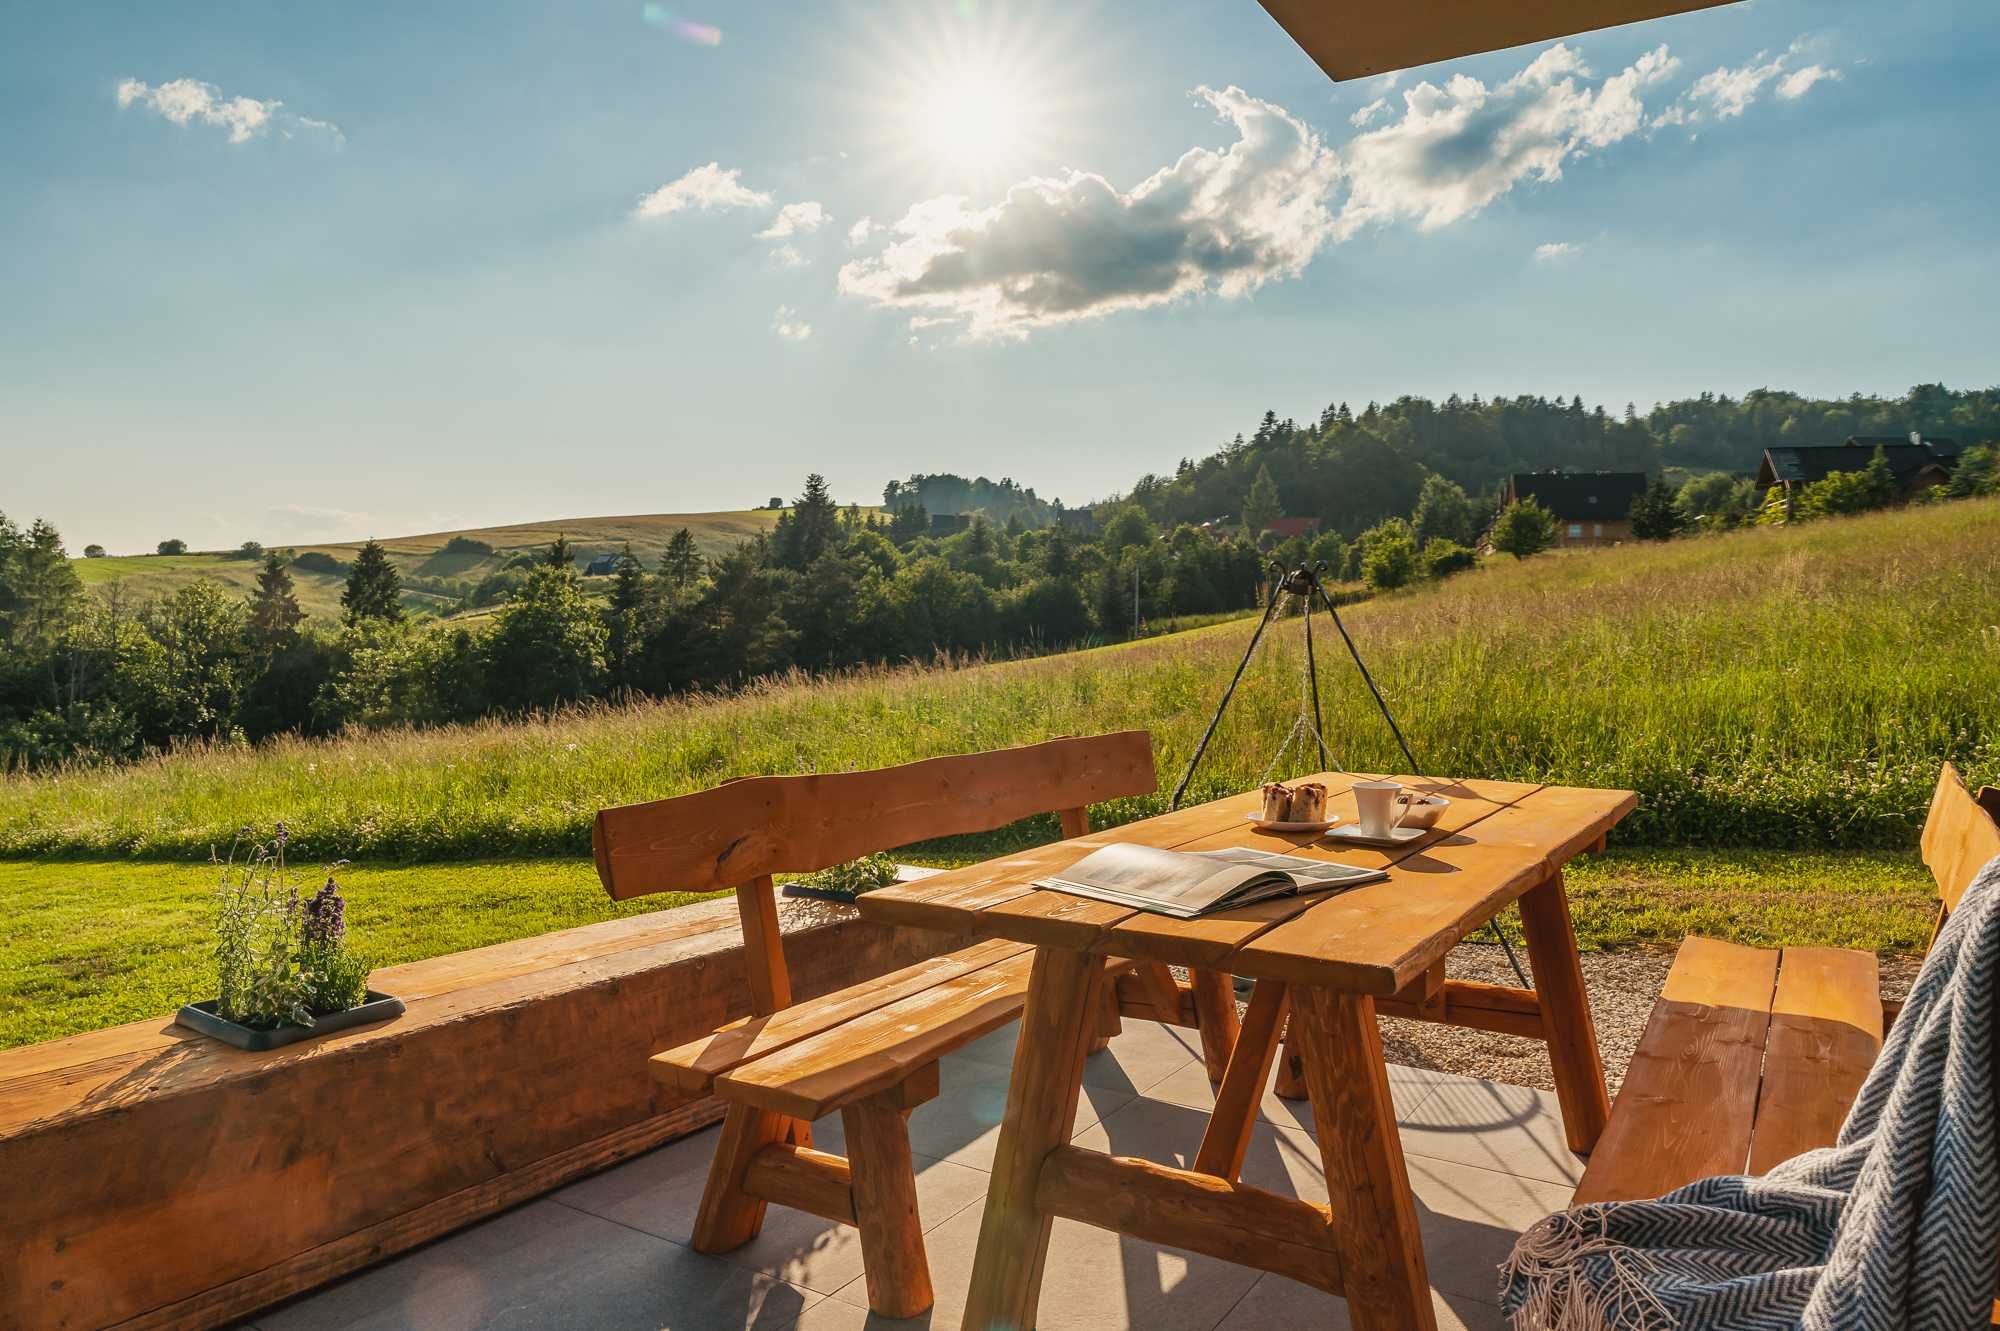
left=1256, top=0, right=1742, bottom=81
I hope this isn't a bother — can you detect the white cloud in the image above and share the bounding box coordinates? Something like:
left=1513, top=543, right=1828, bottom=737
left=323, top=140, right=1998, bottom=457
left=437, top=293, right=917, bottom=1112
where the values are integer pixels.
left=757, top=201, right=828, bottom=239
left=1533, top=241, right=1581, bottom=261
left=115, top=76, right=337, bottom=145
left=634, top=162, right=773, bottom=219
left=1335, top=43, right=1679, bottom=238
left=1349, top=98, right=1389, bottom=128
left=1778, top=64, right=1841, bottom=99
left=768, top=244, right=808, bottom=269
left=837, top=85, right=1340, bottom=341
left=772, top=306, right=812, bottom=340
left=1659, top=41, right=1841, bottom=126
left=847, top=217, right=876, bottom=246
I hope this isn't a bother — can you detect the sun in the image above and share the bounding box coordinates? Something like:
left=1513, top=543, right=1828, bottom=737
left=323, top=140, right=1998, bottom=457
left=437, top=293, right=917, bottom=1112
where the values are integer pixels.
left=911, top=56, right=1035, bottom=181
left=839, top=3, right=1110, bottom=200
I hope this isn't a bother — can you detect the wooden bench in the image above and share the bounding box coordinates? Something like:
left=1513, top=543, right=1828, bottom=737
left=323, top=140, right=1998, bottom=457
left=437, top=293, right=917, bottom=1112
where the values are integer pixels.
left=593, top=732, right=1242, bottom=1319
left=1577, top=764, right=2000, bottom=1212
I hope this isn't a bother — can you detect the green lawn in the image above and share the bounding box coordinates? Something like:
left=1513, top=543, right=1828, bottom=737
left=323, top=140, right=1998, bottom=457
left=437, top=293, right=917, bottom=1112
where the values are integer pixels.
left=0, top=848, right=1939, bottom=1050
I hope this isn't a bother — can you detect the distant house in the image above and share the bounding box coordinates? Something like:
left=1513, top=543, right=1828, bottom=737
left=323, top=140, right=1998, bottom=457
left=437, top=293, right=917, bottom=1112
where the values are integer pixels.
left=1499, top=471, right=1648, bottom=547
left=1755, top=434, right=1957, bottom=514
left=583, top=553, right=622, bottom=577
left=1261, top=516, right=1322, bottom=542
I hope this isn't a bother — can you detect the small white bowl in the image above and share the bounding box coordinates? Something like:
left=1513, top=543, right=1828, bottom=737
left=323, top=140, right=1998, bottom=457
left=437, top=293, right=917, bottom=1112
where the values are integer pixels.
left=1394, top=793, right=1450, bottom=830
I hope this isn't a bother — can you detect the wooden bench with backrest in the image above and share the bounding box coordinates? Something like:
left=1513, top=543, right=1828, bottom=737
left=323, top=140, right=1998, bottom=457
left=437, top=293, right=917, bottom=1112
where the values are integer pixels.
left=1575, top=763, right=2000, bottom=1311
left=592, top=732, right=1228, bottom=1319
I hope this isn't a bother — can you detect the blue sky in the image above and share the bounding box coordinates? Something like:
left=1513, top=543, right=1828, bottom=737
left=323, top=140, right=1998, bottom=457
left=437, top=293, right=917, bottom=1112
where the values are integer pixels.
left=4, top=0, right=1996, bottom=553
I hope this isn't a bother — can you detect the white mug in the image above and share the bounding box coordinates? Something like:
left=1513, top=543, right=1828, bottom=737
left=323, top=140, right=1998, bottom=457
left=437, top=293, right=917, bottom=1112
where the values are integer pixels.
left=1352, top=780, right=1409, bottom=839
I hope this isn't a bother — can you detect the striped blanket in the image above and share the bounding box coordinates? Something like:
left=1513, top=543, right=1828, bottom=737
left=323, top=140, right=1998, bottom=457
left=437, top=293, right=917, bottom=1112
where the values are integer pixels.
left=1500, top=854, right=2000, bottom=1331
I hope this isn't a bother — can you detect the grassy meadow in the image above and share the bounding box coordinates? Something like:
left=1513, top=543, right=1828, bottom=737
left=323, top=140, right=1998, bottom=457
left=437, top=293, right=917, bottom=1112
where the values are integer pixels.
left=13, top=498, right=1998, bottom=862
left=6, top=498, right=1995, bottom=1046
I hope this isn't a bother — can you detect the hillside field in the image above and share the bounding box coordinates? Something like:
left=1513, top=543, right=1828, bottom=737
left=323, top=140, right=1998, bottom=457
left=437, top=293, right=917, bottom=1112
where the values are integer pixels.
left=70, top=507, right=807, bottom=620
left=7, top=498, right=1996, bottom=1046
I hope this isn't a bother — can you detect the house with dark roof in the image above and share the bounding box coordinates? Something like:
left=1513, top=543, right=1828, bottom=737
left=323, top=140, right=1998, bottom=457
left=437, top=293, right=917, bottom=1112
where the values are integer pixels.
left=1497, top=470, right=1648, bottom=547
left=583, top=553, right=622, bottom=577
left=1260, top=516, right=1322, bottom=542
left=1755, top=435, right=1957, bottom=513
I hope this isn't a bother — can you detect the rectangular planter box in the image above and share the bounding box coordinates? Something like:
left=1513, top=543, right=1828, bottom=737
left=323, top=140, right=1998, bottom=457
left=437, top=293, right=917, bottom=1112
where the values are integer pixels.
left=175, top=992, right=405, bottom=1051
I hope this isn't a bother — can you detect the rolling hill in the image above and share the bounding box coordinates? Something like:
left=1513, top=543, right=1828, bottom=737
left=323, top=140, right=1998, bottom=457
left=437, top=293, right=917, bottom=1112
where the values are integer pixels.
left=71, top=508, right=810, bottom=620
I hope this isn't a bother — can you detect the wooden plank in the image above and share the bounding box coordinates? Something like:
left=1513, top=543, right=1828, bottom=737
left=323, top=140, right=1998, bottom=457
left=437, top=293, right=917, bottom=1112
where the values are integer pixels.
left=842, top=1097, right=934, bottom=1318
left=1256, top=0, right=1741, bottom=83
left=653, top=938, right=1030, bottom=1097
left=1375, top=979, right=1546, bottom=1039
left=103, top=1099, right=726, bottom=1331
left=960, top=948, right=1104, bottom=1331
left=1035, top=1145, right=1344, bottom=1296
left=1746, top=947, right=1883, bottom=1175
left=1519, top=870, right=1611, bottom=1153
left=1237, top=785, right=1635, bottom=994
left=1292, top=985, right=1435, bottom=1331
left=1092, top=776, right=1540, bottom=973
left=719, top=953, right=1038, bottom=1119
left=736, top=876, right=792, bottom=1015
left=0, top=899, right=946, bottom=1331
left=1572, top=938, right=1779, bottom=1205
left=857, top=782, right=1281, bottom=940
left=1189, top=967, right=1243, bottom=1083
left=742, top=1142, right=856, bottom=1225
left=593, top=731, right=1155, bottom=900
left=1193, top=980, right=1289, bottom=1181
left=1923, top=763, right=2000, bottom=915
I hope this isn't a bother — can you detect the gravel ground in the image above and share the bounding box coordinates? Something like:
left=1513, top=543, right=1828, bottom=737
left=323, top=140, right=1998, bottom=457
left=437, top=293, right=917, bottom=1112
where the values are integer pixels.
left=1370, top=942, right=1925, bottom=1097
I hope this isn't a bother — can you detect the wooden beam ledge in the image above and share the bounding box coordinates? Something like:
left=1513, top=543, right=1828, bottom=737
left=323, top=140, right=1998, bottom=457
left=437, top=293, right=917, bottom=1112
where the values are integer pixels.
left=1034, top=1146, right=1344, bottom=1296
left=743, top=1143, right=857, bottom=1226
left=1375, top=979, right=1546, bottom=1039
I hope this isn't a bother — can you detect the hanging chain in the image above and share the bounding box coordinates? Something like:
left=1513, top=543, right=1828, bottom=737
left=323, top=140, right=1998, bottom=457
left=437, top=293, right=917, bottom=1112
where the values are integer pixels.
left=1256, top=594, right=1342, bottom=787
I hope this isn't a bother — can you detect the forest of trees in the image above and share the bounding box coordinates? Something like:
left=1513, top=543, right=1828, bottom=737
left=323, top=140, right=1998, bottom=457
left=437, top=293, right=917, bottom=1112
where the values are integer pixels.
left=0, top=479, right=1266, bottom=767
left=4, top=382, right=1993, bottom=771
left=1117, top=383, right=2000, bottom=539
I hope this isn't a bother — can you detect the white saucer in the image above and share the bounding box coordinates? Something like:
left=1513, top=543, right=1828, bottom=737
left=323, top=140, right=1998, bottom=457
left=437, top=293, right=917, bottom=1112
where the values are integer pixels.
left=1246, top=813, right=1339, bottom=834
left=1323, top=823, right=1427, bottom=848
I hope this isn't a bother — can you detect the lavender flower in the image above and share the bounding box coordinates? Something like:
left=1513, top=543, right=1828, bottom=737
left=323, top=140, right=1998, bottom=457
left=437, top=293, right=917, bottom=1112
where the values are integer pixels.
left=302, top=876, right=347, bottom=948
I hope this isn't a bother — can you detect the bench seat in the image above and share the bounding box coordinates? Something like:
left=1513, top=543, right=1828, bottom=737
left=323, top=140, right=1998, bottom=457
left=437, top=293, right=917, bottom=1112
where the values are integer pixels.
left=1574, top=937, right=1883, bottom=1205
left=663, top=941, right=1129, bottom=1122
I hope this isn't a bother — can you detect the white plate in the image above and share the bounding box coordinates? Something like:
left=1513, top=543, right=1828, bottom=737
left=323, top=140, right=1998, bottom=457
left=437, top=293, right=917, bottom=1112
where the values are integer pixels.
left=1246, top=813, right=1340, bottom=834
left=1323, top=823, right=1428, bottom=848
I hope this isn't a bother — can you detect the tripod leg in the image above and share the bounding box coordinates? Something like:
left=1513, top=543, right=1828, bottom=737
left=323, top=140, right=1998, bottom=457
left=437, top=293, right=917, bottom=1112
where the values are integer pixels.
left=1169, top=588, right=1283, bottom=809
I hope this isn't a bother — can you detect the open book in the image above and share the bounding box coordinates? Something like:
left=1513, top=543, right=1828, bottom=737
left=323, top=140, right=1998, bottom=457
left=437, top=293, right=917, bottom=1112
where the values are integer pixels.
left=1035, top=844, right=1388, bottom=920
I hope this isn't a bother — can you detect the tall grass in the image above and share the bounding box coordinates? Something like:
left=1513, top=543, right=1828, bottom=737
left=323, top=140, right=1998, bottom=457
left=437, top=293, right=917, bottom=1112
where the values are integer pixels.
left=6, top=500, right=1996, bottom=861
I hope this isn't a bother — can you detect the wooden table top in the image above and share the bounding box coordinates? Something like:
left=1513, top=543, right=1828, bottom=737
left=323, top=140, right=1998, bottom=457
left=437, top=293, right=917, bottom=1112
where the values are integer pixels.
left=858, top=774, right=1636, bottom=996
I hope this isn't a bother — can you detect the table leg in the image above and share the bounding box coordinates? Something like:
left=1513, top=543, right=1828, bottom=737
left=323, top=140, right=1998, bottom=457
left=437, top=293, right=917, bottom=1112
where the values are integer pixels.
left=961, top=946, right=1102, bottom=1331
left=1292, top=985, right=1435, bottom=1331
left=1189, top=967, right=1242, bottom=1083
left=1193, top=979, right=1288, bottom=1181
left=1517, top=868, right=1611, bottom=1153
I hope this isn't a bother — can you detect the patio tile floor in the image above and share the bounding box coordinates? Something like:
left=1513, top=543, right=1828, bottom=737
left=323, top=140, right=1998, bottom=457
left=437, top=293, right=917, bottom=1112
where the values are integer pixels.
left=247, top=1018, right=1575, bottom=1331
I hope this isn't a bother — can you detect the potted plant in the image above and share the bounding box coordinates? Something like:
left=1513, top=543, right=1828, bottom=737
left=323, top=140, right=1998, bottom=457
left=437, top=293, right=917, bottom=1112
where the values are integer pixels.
left=176, top=826, right=403, bottom=1050
left=780, top=852, right=939, bottom=903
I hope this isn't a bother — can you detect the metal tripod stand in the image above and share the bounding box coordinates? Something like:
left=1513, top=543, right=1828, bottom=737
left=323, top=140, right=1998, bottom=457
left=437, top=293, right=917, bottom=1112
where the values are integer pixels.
left=1170, top=560, right=1529, bottom=986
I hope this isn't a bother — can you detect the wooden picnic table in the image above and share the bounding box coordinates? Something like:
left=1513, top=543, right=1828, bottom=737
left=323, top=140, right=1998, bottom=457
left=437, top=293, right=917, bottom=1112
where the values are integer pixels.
left=857, top=772, right=1636, bottom=1331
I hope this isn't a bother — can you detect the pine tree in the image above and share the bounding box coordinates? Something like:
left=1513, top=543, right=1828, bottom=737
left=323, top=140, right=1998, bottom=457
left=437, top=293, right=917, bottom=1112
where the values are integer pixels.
left=1628, top=480, right=1684, bottom=541
left=780, top=474, right=841, bottom=569
left=606, top=543, right=649, bottom=685
left=544, top=535, right=575, bottom=568
left=1242, top=464, right=1282, bottom=539
left=246, top=552, right=304, bottom=648
left=341, top=540, right=404, bottom=626
left=661, top=528, right=701, bottom=596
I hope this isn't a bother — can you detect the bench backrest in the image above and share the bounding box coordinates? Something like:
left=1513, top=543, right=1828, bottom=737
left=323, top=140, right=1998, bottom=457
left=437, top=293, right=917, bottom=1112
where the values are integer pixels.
left=592, top=732, right=1157, bottom=1014
left=1922, top=763, right=2000, bottom=920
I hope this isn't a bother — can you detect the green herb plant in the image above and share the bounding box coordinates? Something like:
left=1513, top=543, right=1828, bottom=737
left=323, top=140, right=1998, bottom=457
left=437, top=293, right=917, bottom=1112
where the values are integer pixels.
left=791, top=852, right=902, bottom=902
left=212, top=825, right=369, bottom=1029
